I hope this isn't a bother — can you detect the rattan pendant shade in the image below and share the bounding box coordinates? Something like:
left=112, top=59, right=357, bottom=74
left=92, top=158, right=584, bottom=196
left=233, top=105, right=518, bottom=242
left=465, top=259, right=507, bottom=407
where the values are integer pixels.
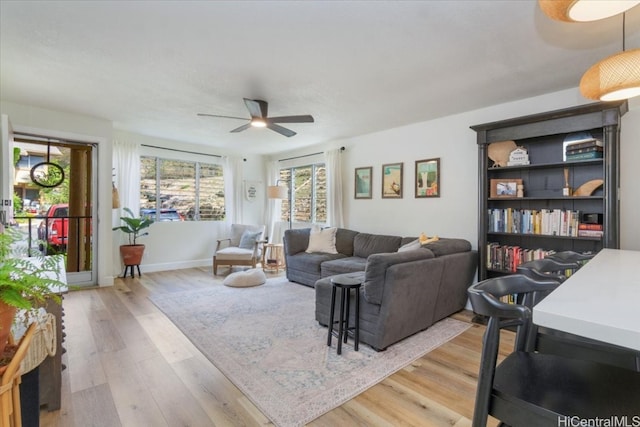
left=580, top=49, right=640, bottom=100
left=538, top=0, right=640, bottom=22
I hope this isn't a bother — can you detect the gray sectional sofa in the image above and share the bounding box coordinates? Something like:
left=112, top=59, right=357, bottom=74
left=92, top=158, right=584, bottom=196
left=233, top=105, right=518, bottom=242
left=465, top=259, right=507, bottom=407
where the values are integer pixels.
left=283, top=228, right=478, bottom=350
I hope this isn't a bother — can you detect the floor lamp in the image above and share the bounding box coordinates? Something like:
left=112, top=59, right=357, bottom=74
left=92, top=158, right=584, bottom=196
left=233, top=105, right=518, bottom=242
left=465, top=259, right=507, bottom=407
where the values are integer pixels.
left=267, top=180, right=292, bottom=231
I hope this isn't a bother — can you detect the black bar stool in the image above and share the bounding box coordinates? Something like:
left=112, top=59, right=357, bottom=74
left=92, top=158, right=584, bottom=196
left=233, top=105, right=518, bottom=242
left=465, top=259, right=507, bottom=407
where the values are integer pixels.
left=327, top=273, right=362, bottom=355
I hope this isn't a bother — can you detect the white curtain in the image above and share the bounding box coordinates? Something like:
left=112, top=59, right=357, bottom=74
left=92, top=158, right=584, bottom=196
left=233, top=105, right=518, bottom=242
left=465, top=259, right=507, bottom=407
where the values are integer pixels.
left=325, top=148, right=344, bottom=228
left=112, top=140, right=140, bottom=227
left=112, top=140, right=140, bottom=274
left=265, top=160, right=284, bottom=243
left=224, top=156, right=244, bottom=225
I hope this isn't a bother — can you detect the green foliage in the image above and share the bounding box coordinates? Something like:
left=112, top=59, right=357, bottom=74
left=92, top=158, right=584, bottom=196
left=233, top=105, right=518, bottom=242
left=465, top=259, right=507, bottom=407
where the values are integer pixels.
left=0, top=227, right=64, bottom=310
left=40, top=162, right=70, bottom=206
left=112, top=207, right=154, bottom=245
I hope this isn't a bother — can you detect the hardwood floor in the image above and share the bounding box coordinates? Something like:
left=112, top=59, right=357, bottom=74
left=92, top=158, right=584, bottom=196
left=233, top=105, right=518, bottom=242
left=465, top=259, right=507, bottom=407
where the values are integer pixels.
left=40, top=267, right=509, bottom=427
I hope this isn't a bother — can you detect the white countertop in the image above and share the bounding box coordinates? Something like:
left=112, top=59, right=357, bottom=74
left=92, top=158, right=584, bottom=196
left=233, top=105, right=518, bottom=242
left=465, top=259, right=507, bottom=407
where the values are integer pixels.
left=533, top=248, right=640, bottom=352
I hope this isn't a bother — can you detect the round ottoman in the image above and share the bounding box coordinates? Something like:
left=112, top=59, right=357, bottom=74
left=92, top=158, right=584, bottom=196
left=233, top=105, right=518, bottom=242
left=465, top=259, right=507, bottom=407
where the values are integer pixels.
left=223, top=268, right=267, bottom=287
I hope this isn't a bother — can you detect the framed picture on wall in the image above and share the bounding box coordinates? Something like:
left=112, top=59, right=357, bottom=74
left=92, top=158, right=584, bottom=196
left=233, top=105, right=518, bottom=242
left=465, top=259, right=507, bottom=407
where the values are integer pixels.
left=354, top=167, right=373, bottom=199
left=382, top=163, right=403, bottom=198
left=415, top=158, right=440, bottom=198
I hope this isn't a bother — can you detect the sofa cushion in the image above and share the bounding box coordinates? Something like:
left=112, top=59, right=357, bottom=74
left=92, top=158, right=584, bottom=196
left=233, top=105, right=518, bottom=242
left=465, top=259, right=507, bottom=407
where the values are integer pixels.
left=321, top=256, right=368, bottom=277
left=335, top=228, right=359, bottom=256
left=353, top=233, right=402, bottom=258
left=363, top=249, right=435, bottom=305
left=306, top=226, right=338, bottom=254
left=421, top=238, right=471, bottom=257
left=286, top=251, right=346, bottom=275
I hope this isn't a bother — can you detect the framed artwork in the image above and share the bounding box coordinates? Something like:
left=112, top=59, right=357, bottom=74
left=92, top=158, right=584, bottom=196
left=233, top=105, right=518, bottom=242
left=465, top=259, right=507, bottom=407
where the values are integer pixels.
left=490, top=178, right=522, bottom=198
left=354, top=167, right=373, bottom=199
left=415, top=158, right=440, bottom=198
left=382, top=163, right=403, bottom=198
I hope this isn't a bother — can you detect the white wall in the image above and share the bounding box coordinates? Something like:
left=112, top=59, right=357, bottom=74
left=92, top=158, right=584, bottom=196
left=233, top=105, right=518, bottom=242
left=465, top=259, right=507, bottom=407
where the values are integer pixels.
left=279, top=88, right=639, bottom=251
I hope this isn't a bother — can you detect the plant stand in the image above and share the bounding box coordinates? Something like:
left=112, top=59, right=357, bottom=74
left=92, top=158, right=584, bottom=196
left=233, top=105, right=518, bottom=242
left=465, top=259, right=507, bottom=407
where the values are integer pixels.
left=122, top=264, right=141, bottom=278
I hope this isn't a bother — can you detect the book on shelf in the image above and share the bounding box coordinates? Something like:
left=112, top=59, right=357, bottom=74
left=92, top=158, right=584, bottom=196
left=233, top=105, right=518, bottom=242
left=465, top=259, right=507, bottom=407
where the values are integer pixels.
left=566, top=146, right=603, bottom=155
left=564, top=138, right=603, bottom=151
left=487, top=208, right=580, bottom=237
left=578, top=223, right=603, bottom=231
left=565, top=151, right=603, bottom=161
left=486, top=242, right=554, bottom=272
left=578, top=229, right=604, bottom=238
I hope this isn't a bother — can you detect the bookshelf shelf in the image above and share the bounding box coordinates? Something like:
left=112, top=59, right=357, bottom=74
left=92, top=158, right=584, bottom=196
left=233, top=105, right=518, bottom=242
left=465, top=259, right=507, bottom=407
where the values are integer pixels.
left=486, top=232, right=602, bottom=241
left=472, top=101, right=626, bottom=281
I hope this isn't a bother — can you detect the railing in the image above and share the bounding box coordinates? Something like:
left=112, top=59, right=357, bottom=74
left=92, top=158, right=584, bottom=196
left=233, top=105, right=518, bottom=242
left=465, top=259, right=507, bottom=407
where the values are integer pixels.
left=13, top=214, right=92, bottom=273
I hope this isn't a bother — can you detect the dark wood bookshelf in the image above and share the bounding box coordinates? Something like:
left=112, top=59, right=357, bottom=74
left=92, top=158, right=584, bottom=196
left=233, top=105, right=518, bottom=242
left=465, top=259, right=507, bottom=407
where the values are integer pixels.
left=471, top=101, right=626, bottom=281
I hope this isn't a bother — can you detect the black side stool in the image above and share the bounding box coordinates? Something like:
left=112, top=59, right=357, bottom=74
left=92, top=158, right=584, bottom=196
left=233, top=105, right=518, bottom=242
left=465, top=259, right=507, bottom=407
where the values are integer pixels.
left=122, top=264, right=141, bottom=278
left=327, top=273, right=362, bottom=355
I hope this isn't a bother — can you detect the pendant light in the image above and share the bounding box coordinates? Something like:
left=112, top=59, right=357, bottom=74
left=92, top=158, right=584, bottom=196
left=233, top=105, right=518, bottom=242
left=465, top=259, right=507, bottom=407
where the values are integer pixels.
left=538, top=0, right=640, bottom=22
left=580, top=13, right=640, bottom=100
left=539, top=1, right=640, bottom=101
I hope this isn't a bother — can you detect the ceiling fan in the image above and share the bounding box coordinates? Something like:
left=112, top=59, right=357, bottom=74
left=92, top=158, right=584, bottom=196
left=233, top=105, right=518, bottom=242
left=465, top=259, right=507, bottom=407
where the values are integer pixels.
left=198, top=98, right=314, bottom=137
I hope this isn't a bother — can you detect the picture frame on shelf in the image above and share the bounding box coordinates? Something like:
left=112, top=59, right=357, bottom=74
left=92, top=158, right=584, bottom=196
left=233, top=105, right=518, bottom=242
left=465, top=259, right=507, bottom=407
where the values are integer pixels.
left=415, top=158, right=440, bottom=198
left=490, top=178, right=522, bottom=198
left=354, top=166, right=373, bottom=199
left=382, top=163, right=403, bottom=198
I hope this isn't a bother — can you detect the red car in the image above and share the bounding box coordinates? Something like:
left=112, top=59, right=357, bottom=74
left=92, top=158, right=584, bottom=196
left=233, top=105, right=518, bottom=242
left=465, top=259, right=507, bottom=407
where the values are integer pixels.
left=37, top=203, right=69, bottom=250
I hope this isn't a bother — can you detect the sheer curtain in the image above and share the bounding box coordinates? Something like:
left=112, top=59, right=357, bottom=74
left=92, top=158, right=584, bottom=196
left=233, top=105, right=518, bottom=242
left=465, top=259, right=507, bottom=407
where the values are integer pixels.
left=112, top=140, right=140, bottom=227
left=265, top=160, right=285, bottom=243
left=224, top=156, right=244, bottom=225
left=325, top=148, right=344, bottom=228
left=112, top=140, right=140, bottom=274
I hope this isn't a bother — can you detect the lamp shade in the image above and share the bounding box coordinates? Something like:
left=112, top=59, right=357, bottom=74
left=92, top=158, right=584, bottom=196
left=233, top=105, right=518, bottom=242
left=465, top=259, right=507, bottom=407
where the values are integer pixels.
left=539, top=0, right=640, bottom=22
left=580, top=48, right=640, bottom=100
left=267, top=185, right=288, bottom=200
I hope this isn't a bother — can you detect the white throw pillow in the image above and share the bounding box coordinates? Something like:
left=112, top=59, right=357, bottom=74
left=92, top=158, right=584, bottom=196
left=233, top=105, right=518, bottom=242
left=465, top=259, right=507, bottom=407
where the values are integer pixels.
left=398, top=239, right=421, bottom=252
left=305, top=226, right=338, bottom=254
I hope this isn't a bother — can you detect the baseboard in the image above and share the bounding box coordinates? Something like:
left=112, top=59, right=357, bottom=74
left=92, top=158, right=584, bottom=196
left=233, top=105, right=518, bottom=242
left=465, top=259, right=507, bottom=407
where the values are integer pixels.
left=140, top=258, right=212, bottom=273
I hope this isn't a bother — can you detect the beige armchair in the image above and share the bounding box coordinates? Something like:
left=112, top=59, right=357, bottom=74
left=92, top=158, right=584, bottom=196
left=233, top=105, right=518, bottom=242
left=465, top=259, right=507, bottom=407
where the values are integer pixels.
left=213, top=224, right=266, bottom=275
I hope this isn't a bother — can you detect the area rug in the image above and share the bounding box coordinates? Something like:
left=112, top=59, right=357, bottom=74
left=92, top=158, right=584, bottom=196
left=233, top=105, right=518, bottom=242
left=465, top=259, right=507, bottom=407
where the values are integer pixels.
left=149, top=278, right=470, bottom=427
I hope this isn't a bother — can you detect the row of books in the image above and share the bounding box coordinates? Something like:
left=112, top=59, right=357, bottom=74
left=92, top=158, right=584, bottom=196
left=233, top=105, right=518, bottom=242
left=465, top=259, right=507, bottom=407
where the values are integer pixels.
left=488, top=208, right=582, bottom=237
left=486, top=242, right=555, bottom=272
left=565, top=138, right=603, bottom=161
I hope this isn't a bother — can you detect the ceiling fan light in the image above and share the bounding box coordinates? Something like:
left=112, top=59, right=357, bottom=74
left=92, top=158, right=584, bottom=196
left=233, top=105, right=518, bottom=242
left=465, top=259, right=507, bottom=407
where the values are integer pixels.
left=580, top=49, right=640, bottom=100
left=251, top=118, right=267, bottom=128
left=538, top=0, right=640, bottom=22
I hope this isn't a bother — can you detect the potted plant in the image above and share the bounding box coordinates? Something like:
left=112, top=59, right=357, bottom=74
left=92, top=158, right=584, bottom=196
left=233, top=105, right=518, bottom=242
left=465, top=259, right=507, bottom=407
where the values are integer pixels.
left=0, top=225, right=64, bottom=355
left=113, top=207, right=154, bottom=268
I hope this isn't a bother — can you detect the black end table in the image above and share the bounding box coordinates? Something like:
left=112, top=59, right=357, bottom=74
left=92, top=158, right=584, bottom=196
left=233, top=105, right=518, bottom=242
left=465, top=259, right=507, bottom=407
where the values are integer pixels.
left=327, top=273, right=363, bottom=355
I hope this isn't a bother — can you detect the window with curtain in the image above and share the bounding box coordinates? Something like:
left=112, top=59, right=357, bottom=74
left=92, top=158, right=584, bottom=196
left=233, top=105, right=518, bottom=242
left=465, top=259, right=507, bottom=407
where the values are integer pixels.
left=140, top=156, right=225, bottom=221
left=278, top=163, right=326, bottom=223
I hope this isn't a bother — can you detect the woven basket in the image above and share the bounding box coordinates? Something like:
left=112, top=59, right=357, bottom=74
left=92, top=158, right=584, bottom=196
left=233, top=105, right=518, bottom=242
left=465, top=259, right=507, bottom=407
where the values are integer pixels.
left=20, top=314, right=56, bottom=374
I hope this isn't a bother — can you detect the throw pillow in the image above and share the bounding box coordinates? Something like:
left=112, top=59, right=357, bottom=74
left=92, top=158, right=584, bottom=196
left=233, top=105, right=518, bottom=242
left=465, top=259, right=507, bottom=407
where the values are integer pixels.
left=305, top=226, right=338, bottom=254
left=398, top=239, right=421, bottom=252
left=419, top=232, right=439, bottom=245
left=239, top=230, right=262, bottom=249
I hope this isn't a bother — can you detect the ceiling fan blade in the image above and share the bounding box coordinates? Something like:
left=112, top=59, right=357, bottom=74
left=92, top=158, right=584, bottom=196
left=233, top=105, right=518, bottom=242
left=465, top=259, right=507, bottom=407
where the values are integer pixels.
left=230, top=123, right=252, bottom=133
left=243, top=98, right=268, bottom=118
left=197, top=113, right=249, bottom=121
left=267, top=123, right=296, bottom=137
left=266, top=115, right=314, bottom=124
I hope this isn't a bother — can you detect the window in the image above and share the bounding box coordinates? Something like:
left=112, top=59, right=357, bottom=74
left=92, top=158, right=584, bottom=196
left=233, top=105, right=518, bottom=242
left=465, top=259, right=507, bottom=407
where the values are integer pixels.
left=140, top=156, right=225, bottom=221
left=278, top=163, right=326, bottom=224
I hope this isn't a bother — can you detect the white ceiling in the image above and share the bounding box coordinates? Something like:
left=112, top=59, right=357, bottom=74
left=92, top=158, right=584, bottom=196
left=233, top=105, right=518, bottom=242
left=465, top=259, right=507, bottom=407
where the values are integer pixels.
left=1, top=1, right=639, bottom=155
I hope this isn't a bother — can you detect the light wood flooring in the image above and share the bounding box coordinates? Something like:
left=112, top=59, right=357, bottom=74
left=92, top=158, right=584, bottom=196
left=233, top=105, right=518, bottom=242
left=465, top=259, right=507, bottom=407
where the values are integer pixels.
left=40, top=267, right=509, bottom=427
